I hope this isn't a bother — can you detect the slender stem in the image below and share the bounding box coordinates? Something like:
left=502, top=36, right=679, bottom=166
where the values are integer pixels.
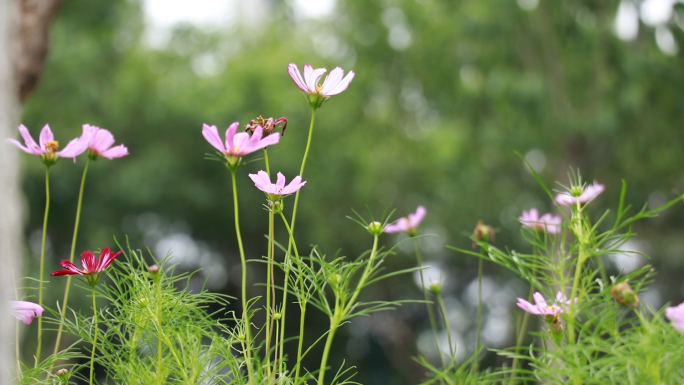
left=54, top=158, right=91, bottom=356
left=435, top=291, right=454, bottom=359
left=509, top=283, right=534, bottom=385
left=155, top=271, right=163, bottom=385
left=230, top=170, right=254, bottom=382
left=89, top=286, right=98, bottom=385
left=567, top=248, right=585, bottom=343
left=265, top=210, right=274, bottom=382
left=278, top=212, right=306, bottom=384
left=279, top=107, right=316, bottom=377
left=412, top=238, right=444, bottom=367
left=319, top=235, right=379, bottom=385
left=277, top=253, right=290, bottom=375
left=473, top=257, right=484, bottom=372
left=35, top=167, right=50, bottom=364
left=15, top=319, right=21, bottom=379
left=263, top=148, right=271, bottom=176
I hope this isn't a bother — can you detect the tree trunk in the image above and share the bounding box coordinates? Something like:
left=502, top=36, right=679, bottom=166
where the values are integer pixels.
left=0, top=0, right=22, bottom=382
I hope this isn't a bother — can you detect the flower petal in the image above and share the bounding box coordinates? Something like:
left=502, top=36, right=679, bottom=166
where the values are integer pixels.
left=81, top=250, right=98, bottom=273
left=96, top=247, right=122, bottom=271
left=100, top=144, right=129, bottom=159
left=38, top=124, right=54, bottom=149
left=517, top=298, right=541, bottom=315
left=275, top=172, right=286, bottom=192
left=323, top=69, right=355, bottom=96
left=56, top=137, right=88, bottom=159
left=319, top=67, right=344, bottom=95
left=408, top=206, right=426, bottom=228
left=287, top=63, right=308, bottom=92
left=90, top=127, right=116, bottom=152
left=202, top=124, right=225, bottom=152
left=282, top=175, right=306, bottom=195
left=13, top=124, right=42, bottom=154
left=225, top=122, right=240, bottom=153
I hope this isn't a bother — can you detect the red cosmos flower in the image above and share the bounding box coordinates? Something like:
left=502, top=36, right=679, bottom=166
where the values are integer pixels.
left=51, top=247, right=122, bottom=286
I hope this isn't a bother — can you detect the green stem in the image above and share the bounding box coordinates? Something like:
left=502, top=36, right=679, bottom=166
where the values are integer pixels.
left=509, top=283, right=534, bottom=385
left=263, top=148, right=271, bottom=176
left=319, top=235, right=379, bottom=385
left=89, top=286, right=98, bottom=385
left=278, top=212, right=306, bottom=383
left=412, top=238, right=444, bottom=368
left=278, top=108, right=316, bottom=376
left=265, top=210, right=274, bottom=382
left=473, top=257, right=484, bottom=373
left=230, top=170, right=254, bottom=383
left=435, top=291, right=454, bottom=360
left=155, top=271, right=163, bottom=385
left=54, top=158, right=91, bottom=356
left=35, top=167, right=50, bottom=364
left=567, top=248, right=585, bottom=343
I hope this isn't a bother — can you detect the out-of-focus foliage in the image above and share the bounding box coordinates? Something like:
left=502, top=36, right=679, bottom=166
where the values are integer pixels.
left=16, top=0, right=684, bottom=383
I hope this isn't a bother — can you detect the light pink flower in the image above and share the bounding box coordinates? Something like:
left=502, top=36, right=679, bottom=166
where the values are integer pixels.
left=80, top=124, right=129, bottom=160
left=666, top=301, right=684, bottom=331
left=11, top=300, right=44, bottom=325
left=384, top=206, right=426, bottom=236
left=248, top=171, right=306, bottom=201
left=7, top=124, right=87, bottom=162
left=555, top=181, right=605, bottom=206
left=287, top=63, right=355, bottom=108
left=519, top=208, right=562, bottom=234
left=517, top=291, right=575, bottom=317
left=203, top=122, right=280, bottom=166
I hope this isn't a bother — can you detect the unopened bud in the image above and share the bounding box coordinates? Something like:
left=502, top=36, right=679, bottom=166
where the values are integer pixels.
left=611, top=281, right=639, bottom=308
left=238, top=333, right=245, bottom=340
left=269, top=200, right=284, bottom=214
left=273, top=313, right=282, bottom=320
left=148, top=265, right=160, bottom=274
left=550, top=315, right=563, bottom=339
left=428, top=281, right=441, bottom=295
left=367, top=221, right=384, bottom=235
left=56, top=368, right=70, bottom=382
left=472, top=220, right=495, bottom=248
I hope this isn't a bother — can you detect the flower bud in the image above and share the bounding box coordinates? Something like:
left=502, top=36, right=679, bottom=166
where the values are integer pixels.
left=238, top=333, right=245, bottom=340
left=549, top=315, right=564, bottom=343
left=273, top=313, right=282, bottom=320
left=56, top=368, right=70, bottom=383
left=611, top=281, right=639, bottom=308
left=148, top=265, right=160, bottom=274
left=269, top=200, right=284, bottom=214
left=367, top=221, right=384, bottom=236
left=428, top=281, right=441, bottom=296
left=472, top=220, right=495, bottom=248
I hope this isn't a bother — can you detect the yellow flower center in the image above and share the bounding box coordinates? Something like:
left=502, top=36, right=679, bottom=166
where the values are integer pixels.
left=45, top=140, right=59, bottom=152
left=233, top=146, right=239, bottom=152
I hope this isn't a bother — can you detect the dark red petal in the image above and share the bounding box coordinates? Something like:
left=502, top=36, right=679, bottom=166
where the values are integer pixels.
left=97, top=248, right=122, bottom=271
left=81, top=250, right=97, bottom=272
left=59, top=259, right=84, bottom=274
left=51, top=270, right=81, bottom=276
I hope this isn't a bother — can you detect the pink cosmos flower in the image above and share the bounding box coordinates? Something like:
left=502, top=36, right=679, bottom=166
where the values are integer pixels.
left=517, top=291, right=576, bottom=319
left=248, top=170, right=306, bottom=201
left=11, top=300, right=44, bottom=325
left=665, top=301, right=684, bottom=331
left=80, top=124, right=129, bottom=160
left=6, top=124, right=87, bottom=164
left=51, top=247, right=123, bottom=286
left=555, top=181, right=605, bottom=206
left=202, top=122, right=280, bottom=166
left=384, top=206, right=426, bottom=236
left=519, top=208, right=562, bottom=234
left=287, top=63, right=355, bottom=108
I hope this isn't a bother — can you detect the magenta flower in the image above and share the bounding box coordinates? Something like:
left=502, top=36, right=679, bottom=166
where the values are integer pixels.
left=666, top=301, right=684, bottom=332
left=11, top=300, right=44, bottom=325
left=80, top=124, right=129, bottom=160
left=519, top=208, right=562, bottom=234
left=51, top=247, right=123, bottom=287
left=6, top=124, right=87, bottom=165
left=287, top=63, right=355, bottom=108
left=517, top=291, right=576, bottom=322
left=248, top=171, right=306, bottom=202
left=555, top=181, right=605, bottom=206
left=203, top=122, right=280, bottom=167
left=384, top=206, right=426, bottom=236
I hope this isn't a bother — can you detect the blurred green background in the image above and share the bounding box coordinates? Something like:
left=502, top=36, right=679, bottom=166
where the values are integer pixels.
left=15, top=0, right=684, bottom=383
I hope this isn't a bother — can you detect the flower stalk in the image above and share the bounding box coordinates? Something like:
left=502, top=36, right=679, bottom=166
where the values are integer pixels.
left=412, top=238, right=444, bottom=367
left=35, top=166, right=50, bottom=364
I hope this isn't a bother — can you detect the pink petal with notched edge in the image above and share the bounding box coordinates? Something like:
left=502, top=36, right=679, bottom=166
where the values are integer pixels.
left=11, top=301, right=44, bottom=324
left=96, top=248, right=122, bottom=271
left=578, top=181, right=604, bottom=203
left=202, top=124, right=225, bottom=153
left=533, top=292, right=547, bottom=308
left=248, top=171, right=270, bottom=193
left=325, top=70, right=355, bottom=95
left=275, top=172, right=286, bottom=192
left=287, top=63, right=308, bottom=92
left=319, top=67, right=344, bottom=95
left=555, top=193, right=575, bottom=206
left=90, top=127, right=115, bottom=152
left=307, top=68, right=327, bottom=92
left=408, top=206, right=426, bottom=228
left=282, top=176, right=306, bottom=195
left=56, top=137, right=88, bottom=160
left=231, top=132, right=251, bottom=155
left=52, top=260, right=84, bottom=276
left=38, top=124, right=54, bottom=150
left=252, top=132, right=280, bottom=152
left=244, top=125, right=265, bottom=153
left=8, top=124, right=43, bottom=154
left=516, top=297, right=542, bottom=315
left=224, top=122, right=240, bottom=153
left=100, top=145, right=129, bottom=159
